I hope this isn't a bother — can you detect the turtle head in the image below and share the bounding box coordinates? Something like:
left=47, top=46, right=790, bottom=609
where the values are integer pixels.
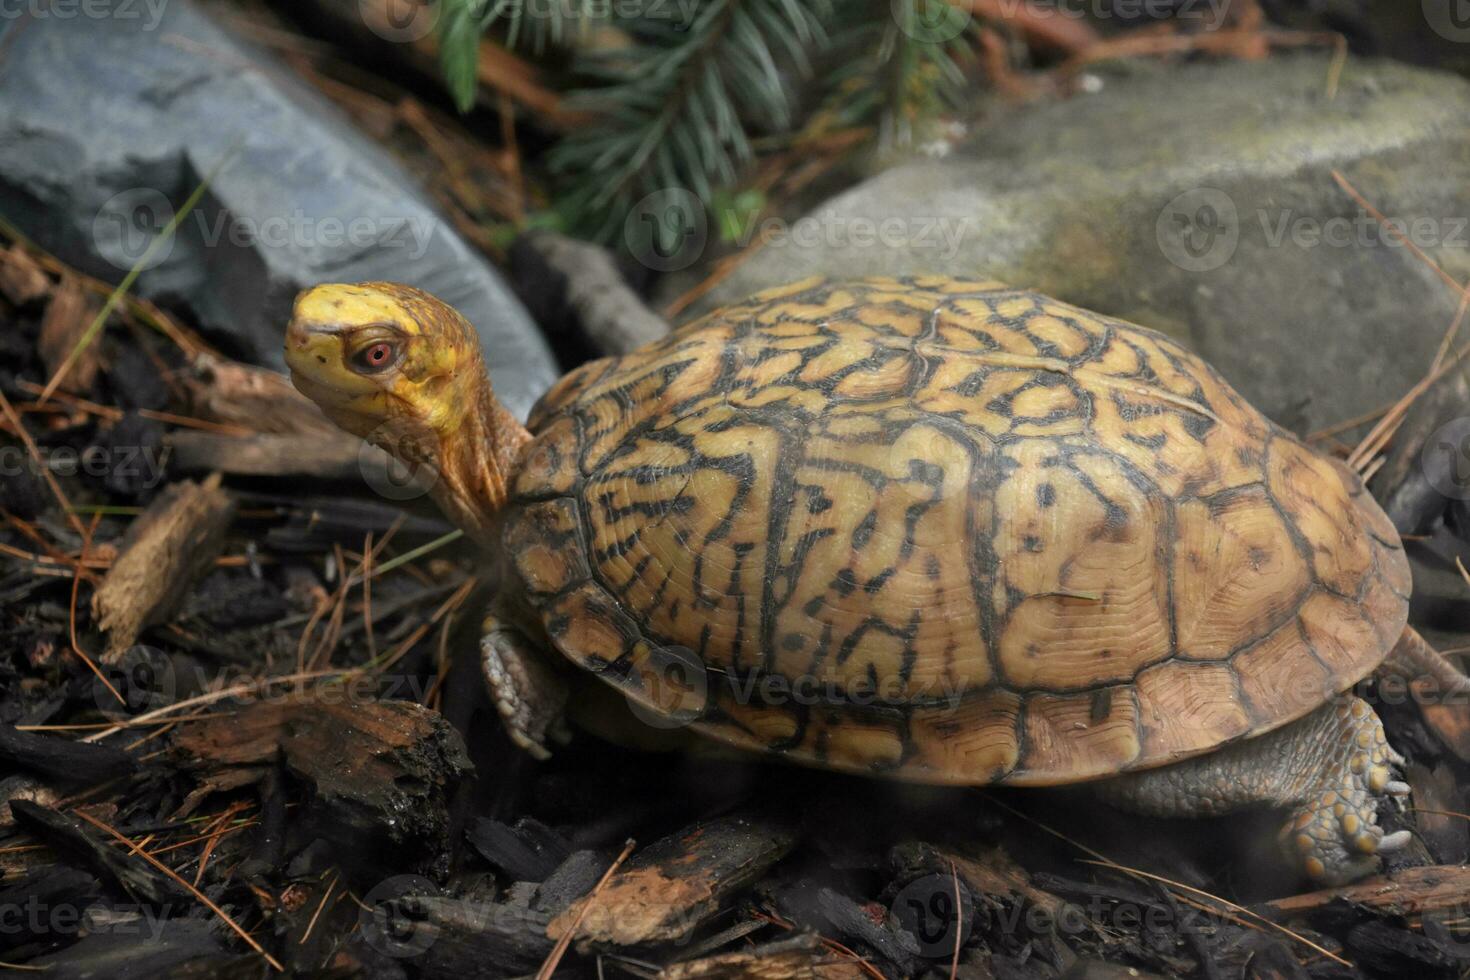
left=286, top=282, right=529, bottom=543
left=285, top=282, right=482, bottom=445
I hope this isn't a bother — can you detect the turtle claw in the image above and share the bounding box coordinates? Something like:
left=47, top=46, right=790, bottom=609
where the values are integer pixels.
left=1378, top=830, right=1413, bottom=853
left=1281, top=697, right=1413, bottom=885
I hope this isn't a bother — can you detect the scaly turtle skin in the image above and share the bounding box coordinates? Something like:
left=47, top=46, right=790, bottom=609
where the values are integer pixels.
left=285, top=275, right=1447, bottom=885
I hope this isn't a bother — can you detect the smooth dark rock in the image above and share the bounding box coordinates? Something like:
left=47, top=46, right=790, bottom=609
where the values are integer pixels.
left=0, top=2, right=557, bottom=418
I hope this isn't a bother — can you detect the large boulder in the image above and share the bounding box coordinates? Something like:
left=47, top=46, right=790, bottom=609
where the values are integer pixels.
left=681, top=55, right=1470, bottom=434
left=0, top=2, right=558, bottom=418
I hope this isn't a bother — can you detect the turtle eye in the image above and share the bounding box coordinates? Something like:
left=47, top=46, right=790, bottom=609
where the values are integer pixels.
left=352, top=341, right=399, bottom=374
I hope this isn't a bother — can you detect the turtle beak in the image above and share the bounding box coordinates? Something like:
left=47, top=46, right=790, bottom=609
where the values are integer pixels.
left=283, top=318, right=338, bottom=374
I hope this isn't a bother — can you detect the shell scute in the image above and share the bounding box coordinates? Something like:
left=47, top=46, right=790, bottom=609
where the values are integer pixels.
left=1172, top=485, right=1311, bottom=661
left=502, top=498, right=588, bottom=597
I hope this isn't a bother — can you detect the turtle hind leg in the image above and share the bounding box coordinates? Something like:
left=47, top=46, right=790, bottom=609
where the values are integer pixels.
left=1095, top=697, right=1411, bottom=885
left=481, top=613, right=570, bottom=760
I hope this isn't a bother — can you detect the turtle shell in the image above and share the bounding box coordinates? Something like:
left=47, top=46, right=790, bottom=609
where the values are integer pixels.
left=502, top=276, right=1410, bottom=785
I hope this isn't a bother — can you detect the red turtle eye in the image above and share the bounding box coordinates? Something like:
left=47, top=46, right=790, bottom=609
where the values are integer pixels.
left=353, top=342, right=398, bottom=373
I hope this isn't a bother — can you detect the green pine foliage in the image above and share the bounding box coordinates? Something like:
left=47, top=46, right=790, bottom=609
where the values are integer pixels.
left=437, top=0, right=979, bottom=242
left=825, top=0, right=974, bottom=147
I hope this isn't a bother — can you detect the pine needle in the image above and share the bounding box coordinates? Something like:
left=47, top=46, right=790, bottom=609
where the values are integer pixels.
left=536, top=838, right=637, bottom=980
left=72, top=808, right=285, bottom=972
left=985, top=795, right=1352, bottom=968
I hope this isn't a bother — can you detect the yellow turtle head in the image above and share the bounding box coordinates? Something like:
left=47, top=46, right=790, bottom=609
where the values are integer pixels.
left=284, top=281, right=484, bottom=448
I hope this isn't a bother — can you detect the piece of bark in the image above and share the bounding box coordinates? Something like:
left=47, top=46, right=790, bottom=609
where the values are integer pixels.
left=173, top=696, right=472, bottom=877
left=36, top=273, right=100, bottom=395
left=467, top=816, right=572, bottom=882
left=91, top=474, right=236, bottom=661
left=0, top=868, right=101, bottom=952
left=514, top=229, right=670, bottom=356
left=167, top=430, right=372, bottom=480
left=181, top=354, right=343, bottom=438
left=1261, top=865, right=1470, bottom=918
left=0, top=775, right=59, bottom=830
left=0, top=243, right=50, bottom=305
left=20, top=918, right=233, bottom=979
left=407, top=893, right=553, bottom=977
left=817, top=886, right=921, bottom=970
left=547, top=811, right=798, bottom=946
left=660, top=932, right=870, bottom=980
left=9, top=800, right=185, bottom=907
left=1346, top=917, right=1465, bottom=974
left=0, top=724, right=136, bottom=787
left=533, top=850, right=607, bottom=916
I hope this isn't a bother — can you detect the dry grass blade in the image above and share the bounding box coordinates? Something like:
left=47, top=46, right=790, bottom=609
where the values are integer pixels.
left=72, top=808, right=285, bottom=971
left=346, top=528, right=464, bottom=587
left=80, top=668, right=359, bottom=744
left=38, top=144, right=238, bottom=404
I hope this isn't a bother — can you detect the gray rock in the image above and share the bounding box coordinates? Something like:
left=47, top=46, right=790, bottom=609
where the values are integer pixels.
left=682, top=55, right=1470, bottom=434
left=0, top=3, right=557, bottom=418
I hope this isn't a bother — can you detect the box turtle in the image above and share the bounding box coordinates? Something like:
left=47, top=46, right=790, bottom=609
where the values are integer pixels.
left=286, top=275, right=1466, bottom=885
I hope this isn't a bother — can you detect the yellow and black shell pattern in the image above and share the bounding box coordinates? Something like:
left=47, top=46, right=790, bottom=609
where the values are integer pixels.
left=501, top=276, right=1410, bottom=785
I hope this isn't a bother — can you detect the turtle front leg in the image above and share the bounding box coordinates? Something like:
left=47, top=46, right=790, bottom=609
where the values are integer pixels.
left=1095, top=698, right=1412, bottom=885
left=480, top=613, right=570, bottom=760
